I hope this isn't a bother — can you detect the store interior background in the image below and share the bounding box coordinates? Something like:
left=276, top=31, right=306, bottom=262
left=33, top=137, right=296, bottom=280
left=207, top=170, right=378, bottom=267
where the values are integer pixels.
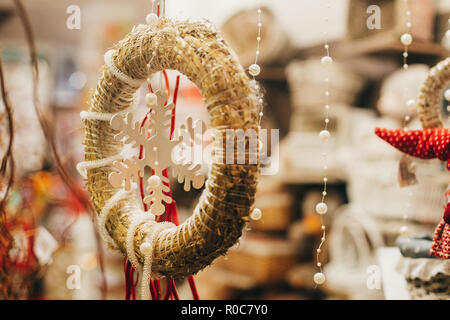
left=1, top=0, right=449, bottom=299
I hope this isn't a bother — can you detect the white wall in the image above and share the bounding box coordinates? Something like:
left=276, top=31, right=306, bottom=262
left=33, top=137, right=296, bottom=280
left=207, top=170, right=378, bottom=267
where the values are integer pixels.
left=166, top=0, right=350, bottom=48
left=0, top=0, right=350, bottom=49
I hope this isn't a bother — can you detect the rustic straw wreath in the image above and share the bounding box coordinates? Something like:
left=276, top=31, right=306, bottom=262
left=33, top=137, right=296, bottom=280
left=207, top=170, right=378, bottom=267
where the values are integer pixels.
left=417, top=57, right=450, bottom=129
left=80, top=19, right=260, bottom=279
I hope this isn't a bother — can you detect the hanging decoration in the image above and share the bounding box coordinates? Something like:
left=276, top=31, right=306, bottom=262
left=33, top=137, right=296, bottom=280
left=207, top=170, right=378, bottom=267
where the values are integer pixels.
left=249, top=6, right=264, bottom=224
left=77, top=5, right=261, bottom=299
left=312, top=0, right=333, bottom=287
left=393, top=0, right=417, bottom=237
left=375, top=128, right=450, bottom=170
left=375, top=57, right=450, bottom=259
left=400, top=0, right=413, bottom=73
left=108, top=90, right=206, bottom=216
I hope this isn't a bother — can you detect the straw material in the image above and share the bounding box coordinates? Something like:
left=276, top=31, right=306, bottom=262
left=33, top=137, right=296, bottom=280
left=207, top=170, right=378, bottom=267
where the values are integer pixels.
left=82, top=19, right=259, bottom=278
left=417, top=57, right=450, bottom=129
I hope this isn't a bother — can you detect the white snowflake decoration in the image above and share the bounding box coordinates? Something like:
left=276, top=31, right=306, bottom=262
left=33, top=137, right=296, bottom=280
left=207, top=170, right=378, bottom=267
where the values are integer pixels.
left=108, top=89, right=205, bottom=215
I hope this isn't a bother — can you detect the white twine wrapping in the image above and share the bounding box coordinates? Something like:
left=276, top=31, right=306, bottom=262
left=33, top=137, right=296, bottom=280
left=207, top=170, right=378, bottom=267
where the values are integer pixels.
left=126, top=212, right=156, bottom=269
left=104, top=49, right=144, bottom=87
left=140, top=221, right=176, bottom=300
left=76, top=153, right=123, bottom=179
left=97, top=189, right=131, bottom=248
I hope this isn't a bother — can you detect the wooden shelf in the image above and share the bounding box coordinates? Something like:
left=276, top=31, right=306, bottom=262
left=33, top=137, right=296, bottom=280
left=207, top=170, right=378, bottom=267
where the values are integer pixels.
left=262, top=34, right=448, bottom=82
left=335, top=33, right=449, bottom=60
left=294, top=33, right=448, bottom=61
left=259, top=66, right=286, bottom=81
left=0, top=7, right=13, bottom=28
left=276, top=170, right=343, bottom=185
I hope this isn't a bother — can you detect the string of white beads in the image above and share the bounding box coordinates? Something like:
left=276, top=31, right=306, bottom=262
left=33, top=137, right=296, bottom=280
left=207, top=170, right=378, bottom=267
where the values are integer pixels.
left=446, top=17, right=450, bottom=42
left=446, top=19, right=450, bottom=119
left=249, top=63, right=261, bottom=77
left=320, top=56, right=333, bottom=67
left=313, top=272, right=326, bottom=285
left=250, top=207, right=262, bottom=221
left=406, top=99, right=415, bottom=109
left=398, top=0, right=414, bottom=237
left=146, top=13, right=159, bottom=26
left=146, top=92, right=157, bottom=106
left=249, top=9, right=264, bottom=224
left=315, top=202, right=328, bottom=215
left=445, top=89, right=450, bottom=121
left=319, top=130, right=330, bottom=142
left=400, top=33, right=413, bottom=46
left=249, top=8, right=262, bottom=78
left=313, top=0, right=332, bottom=286
left=251, top=9, right=266, bottom=143
left=445, top=89, right=450, bottom=102
left=399, top=225, right=409, bottom=236
left=400, top=0, right=413, bottom=71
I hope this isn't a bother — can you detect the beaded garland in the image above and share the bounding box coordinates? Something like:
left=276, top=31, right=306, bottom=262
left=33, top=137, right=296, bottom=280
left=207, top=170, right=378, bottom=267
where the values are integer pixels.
left=313, top=0, right=333, bottom=286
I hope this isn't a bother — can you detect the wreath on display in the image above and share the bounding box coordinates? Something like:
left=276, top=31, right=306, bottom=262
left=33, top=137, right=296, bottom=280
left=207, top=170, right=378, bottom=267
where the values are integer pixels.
left=376, top=57, right=450, bottom=260
left=77, top=14, right=261, bottom=299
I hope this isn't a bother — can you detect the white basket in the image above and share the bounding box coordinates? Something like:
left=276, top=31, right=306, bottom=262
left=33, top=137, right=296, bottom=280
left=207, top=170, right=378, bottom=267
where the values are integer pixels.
left=286, top=59, right=364, bottom=111
left=396, top=256, right=450, bottom=300
left=324, top=205, right=385, bottom=299
left=347, top=159, right=448, bottom=224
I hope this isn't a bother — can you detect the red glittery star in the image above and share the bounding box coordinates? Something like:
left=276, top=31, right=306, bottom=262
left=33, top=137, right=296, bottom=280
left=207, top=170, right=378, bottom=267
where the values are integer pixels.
left=375, top=127, right=450, bottom=170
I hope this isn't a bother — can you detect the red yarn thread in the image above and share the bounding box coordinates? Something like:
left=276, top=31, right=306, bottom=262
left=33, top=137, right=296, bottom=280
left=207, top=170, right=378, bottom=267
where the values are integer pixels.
left=123, top=73, right=199, bottom=300
left=124, top=259, right=136, bottom=300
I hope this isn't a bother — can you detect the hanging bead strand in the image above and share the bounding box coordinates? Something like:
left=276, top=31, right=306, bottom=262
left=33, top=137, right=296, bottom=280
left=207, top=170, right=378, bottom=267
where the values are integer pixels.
left=249, top=6, right=264, bottom=222
left=248, top=7, right=265, bottom=127
left=445, top=19, right=450, bottom=122
left=249, top=8, right=262, bottom=79
left=313, top=0, right=332, bottom=287
left=401, top=0, right=414, bottom=131
left=400, top=0, right=413, bottom=71
left=399, top=0, right=414, bottom=237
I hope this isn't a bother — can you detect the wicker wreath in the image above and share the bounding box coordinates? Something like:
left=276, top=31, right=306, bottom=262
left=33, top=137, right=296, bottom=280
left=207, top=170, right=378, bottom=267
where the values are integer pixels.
left=417, top=57, right=450, bottom=129
left=79, top=19, right=260, bottom=279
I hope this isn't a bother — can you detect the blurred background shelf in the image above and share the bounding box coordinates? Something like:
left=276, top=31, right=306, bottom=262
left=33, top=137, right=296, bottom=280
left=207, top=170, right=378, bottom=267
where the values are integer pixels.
left=335, top=33, right=449, bottom=60
left=276, top=171, right=344, bottom=185
left=2, top=0, right=450, bottom=301
left=0, top=7, right=13, bottom=27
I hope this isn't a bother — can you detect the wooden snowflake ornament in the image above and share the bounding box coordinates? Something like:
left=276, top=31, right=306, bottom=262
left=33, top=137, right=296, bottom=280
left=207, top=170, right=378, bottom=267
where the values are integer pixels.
left=109, top=156, right=142, bottom=191
left=108, top=89, right=205, bottom=215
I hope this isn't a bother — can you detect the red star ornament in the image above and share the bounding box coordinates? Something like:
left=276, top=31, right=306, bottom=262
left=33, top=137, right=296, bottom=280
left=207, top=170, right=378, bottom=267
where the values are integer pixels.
left=374, top=127, right=450, bottom=171
left=376, top=127, right=450, bottom=259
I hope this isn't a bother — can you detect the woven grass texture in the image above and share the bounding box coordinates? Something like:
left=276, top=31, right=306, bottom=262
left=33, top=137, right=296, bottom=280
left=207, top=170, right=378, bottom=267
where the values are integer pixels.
left=82, top=19, right=260, bottom=278
left=418, top=57, right=450, bottom=129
